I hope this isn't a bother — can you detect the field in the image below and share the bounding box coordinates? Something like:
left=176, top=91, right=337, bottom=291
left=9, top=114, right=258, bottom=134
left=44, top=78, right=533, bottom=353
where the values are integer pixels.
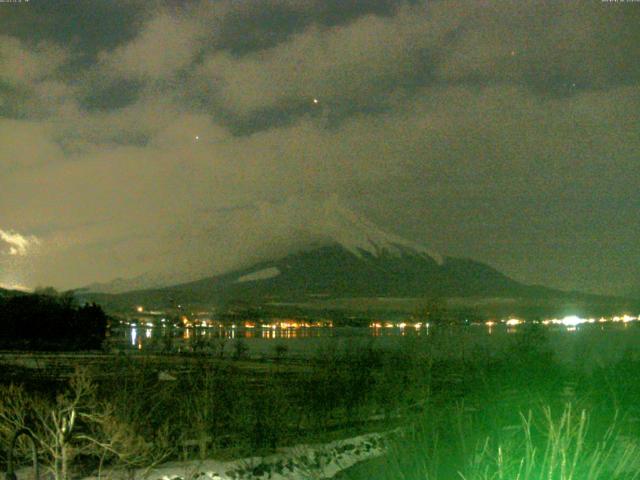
left=2, top=324, right=640, bottom=479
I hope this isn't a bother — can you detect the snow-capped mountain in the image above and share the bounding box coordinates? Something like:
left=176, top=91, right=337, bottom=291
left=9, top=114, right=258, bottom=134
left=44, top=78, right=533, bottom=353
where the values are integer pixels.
left=294, top=195, right=442, bottom=263
left=79, top=197, right=584, bottom=309
left=81, top=244, right=558, bottom=310
left=82, top=196, right=442, bottom=295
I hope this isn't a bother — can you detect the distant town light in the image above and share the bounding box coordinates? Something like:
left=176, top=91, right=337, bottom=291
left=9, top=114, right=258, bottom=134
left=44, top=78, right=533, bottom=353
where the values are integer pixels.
left=561, top=315, right=584, bottom=327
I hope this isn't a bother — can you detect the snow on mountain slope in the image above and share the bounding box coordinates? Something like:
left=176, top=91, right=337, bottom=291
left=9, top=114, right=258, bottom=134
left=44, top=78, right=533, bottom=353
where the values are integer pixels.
left=235, top=267, right=281, bottom=283
left=256, top=194, right=442, bottom=263
left=314, top=195, right=441, bottom=262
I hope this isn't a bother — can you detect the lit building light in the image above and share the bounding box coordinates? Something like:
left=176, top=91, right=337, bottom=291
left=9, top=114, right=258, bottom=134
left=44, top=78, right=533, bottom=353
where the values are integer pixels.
left=505, top=318, right=522, bottom=326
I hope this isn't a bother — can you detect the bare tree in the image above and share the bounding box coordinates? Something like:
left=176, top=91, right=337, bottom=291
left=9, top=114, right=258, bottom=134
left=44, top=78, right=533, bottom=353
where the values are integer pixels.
left=0, top=368, right=169, bottom=480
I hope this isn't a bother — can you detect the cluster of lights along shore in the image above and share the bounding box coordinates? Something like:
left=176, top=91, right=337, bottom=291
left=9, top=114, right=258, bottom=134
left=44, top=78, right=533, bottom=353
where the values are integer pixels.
left=130, top=306, right=638, bottom=332
left=371, top=314, right=640, bottom=332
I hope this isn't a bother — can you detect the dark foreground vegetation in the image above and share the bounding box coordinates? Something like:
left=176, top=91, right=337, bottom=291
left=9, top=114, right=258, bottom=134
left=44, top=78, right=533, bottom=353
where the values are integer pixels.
left=0, top=290, right=107, bottom=351
left=1, top=325, right=640, bottom=479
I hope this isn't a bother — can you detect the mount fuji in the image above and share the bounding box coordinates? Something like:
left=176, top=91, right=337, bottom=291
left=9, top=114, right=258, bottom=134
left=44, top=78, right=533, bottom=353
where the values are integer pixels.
left=79, top=198, right=574, bottom=309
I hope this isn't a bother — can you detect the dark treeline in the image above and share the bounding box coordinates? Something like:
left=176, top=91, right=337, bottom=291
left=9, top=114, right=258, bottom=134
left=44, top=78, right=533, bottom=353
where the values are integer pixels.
left=0, top=291, right=107, bottom=350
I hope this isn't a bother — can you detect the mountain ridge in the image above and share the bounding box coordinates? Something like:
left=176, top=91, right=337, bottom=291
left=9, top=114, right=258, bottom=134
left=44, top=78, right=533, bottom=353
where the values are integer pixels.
left=78, top=242, right=602, bottom=311
left=76, top=199, right=629, bottom=313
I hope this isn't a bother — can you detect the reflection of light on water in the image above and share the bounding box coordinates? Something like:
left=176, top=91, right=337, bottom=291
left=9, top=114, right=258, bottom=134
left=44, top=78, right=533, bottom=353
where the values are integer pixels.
left=131, top=327, right=137, bottom=346
left=145, top=328, right=152, bottom=338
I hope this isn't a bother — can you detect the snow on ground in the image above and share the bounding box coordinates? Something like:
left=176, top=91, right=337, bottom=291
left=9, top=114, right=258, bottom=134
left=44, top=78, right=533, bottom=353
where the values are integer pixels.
left=125, top=432, right=386, bottom=480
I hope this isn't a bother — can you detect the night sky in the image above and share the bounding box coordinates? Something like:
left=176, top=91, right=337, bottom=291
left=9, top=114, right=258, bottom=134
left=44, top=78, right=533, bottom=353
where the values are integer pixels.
left=0, top=0, right=639, bottom=295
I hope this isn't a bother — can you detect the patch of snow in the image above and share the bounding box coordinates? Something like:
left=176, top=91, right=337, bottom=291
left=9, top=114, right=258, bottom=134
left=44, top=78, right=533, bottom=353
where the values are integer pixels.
left=236, top=267, right=281, bottom=283
left=103, top=431, right=388, bottom=480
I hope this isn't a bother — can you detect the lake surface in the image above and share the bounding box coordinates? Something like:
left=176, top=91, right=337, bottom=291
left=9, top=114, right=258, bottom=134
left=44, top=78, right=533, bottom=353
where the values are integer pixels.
left=113, top=322, right=640, bottom=368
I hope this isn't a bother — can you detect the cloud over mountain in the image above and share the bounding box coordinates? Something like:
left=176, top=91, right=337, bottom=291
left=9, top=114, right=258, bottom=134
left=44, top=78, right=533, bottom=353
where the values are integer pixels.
left=0, top=1, right=638, bottom=294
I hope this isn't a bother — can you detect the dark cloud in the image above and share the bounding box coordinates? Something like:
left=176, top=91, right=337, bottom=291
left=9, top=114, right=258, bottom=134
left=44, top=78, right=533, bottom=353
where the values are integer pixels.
left=0, top=0, right=639, bottom=295
left=81, top=78, right=145, bottom=112
left=213, top=0, right=404, bottom=55
left=0, top=0, right=147, bottom=59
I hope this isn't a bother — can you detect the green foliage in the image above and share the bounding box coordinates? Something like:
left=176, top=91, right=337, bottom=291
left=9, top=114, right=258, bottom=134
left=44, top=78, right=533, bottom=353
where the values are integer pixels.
left=232, top=339, right=249, bottom=360
left=460, top=405, right=640, bottom=480
left=7, top=328, right=640, bottom=479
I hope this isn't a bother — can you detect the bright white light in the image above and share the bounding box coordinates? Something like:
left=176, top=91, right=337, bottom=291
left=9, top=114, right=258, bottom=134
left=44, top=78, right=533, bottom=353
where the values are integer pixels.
left=195, top=135, right=200, bottom=141
left=561, top=315, right=584, bottom=327
left=505, top=318, right=521, bottom=326
left=313, top=98, right=319, bottom=104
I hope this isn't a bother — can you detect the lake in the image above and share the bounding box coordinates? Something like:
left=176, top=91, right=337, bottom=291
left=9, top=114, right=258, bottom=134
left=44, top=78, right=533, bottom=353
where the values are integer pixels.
left=113, top=322, right=640, bottom=369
